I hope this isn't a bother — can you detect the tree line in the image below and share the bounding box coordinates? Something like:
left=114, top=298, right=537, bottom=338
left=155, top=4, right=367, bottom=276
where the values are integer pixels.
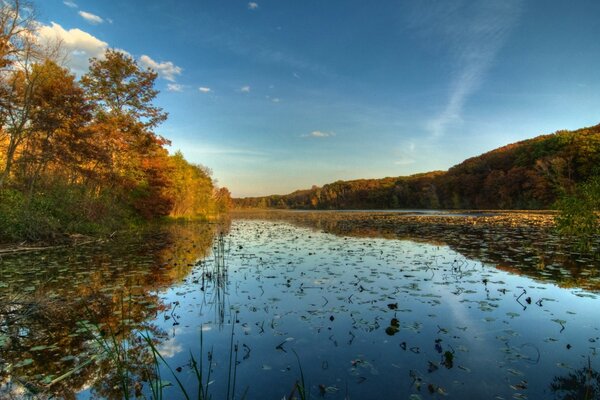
left=235, top=124, right=600, bottom=210
left=0, top=1, right=231, bottom=241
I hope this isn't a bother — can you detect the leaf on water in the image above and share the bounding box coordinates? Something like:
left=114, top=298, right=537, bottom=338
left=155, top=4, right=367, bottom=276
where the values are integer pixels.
left=507, top=368, right=523, bottom=376
left=15, top=358, right=34, bottom=368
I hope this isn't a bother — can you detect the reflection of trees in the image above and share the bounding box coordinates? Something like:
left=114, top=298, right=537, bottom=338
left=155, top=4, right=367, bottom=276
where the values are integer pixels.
left=550, top=358, right=600, bottom=400
left=232, top=211, right=600, bottom=291
left=0, top=220, right=226, bottom=398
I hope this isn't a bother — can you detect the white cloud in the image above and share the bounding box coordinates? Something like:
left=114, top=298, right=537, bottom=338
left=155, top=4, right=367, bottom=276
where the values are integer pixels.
left=78, top=11, right=104, bottom=25
left=37, top=22, right=108, bottom=74
left=139, top=55, right=182, bottom=82
left=303, top=130, right=335, bottom=138
left=167, top=83, right=184, bottom=92
left=271, top=97, right=281, bottom=103
left=63, top=1, right=77, bottom=8
left=248, top=2, right=259, bottom=10
left=198, top=87, right=211, bottom=93
left=240, top=85, right=251, bottom=93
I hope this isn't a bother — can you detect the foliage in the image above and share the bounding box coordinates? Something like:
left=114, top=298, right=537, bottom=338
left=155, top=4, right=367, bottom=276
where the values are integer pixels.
left=235, top=125, right=600, bottom=210
left=554, top=175, right=600, bottom=250
left=0, top=3, right=230, bottom=242
left=0, top=184, right=139, bottom=241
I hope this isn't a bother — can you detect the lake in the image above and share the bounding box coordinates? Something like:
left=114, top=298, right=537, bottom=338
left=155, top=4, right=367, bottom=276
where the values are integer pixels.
left=1, top=211, right=599, bottom=399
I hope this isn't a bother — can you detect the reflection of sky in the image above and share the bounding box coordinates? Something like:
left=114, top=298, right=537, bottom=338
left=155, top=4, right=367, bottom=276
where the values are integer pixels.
left=142, top=219, right=600, bottom=400
left=156, top=338, right=183, bottom=358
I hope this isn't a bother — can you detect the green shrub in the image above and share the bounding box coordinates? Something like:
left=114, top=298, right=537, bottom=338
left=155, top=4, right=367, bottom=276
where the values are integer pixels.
left=555, top=175, right=600, bottom=251
left=0, top=185, right=143, bottom=242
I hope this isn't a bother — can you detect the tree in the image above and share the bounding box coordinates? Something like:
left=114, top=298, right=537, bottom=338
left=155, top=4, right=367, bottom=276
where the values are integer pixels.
left=15, top=60, right=92, bottom=192
left=168, top=151, right=214, bottom=218
left=0, top=0, right=36, bottom=69
left=0, top=0, right=40, bottom=188
left=81, top=49, right=172, bottom=219
left=215, top=187, right=233, bottom=213
left=81, top=49, right=167, bottom=129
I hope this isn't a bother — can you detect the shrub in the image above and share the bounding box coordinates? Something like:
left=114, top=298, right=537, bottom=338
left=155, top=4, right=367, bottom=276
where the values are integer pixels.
left=555, top=175, right=600, bottom=251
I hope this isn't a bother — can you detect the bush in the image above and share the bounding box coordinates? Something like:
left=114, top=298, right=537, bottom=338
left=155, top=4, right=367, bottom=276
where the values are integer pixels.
left=0, top=185, right=142, bottom=242
left=555, top=175, right=600, bottom=251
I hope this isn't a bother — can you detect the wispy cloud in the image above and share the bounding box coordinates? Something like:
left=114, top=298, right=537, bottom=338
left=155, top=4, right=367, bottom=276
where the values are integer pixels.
left=240, top=85, right=251, bottom=93
left=302, top=130, right=335, bottom=138
left=78, top=10, right=104, bottom=25
left=167, top=83, right=184, bottom=92
left=198, top=86, right=212, bottom=93
left=408, top=1, right=522, bottom=137
left=139, top=55, right=182, bottom=82
left=63, top=0, right=77, bottom=8
left=247, top=2, right=259, bottom=10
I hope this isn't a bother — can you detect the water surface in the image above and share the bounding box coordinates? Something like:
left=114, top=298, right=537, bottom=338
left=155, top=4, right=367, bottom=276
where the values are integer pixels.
left=1, top=213, right=599, bottom=399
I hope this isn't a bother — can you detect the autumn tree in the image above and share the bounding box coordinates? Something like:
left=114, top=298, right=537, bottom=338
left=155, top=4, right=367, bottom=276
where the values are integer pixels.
left=0, top=0, right=36, bottom=69
left=0, top=0, right=40, bottom=188
left=81, top=49, right=167, bottom=129
left=168, top=151, right=214, bottom=218
left=214, top=187, right=233, bottom=213
left=81, top=49, right=172, bottom=218
left=15, top=60, right=92, bottom=192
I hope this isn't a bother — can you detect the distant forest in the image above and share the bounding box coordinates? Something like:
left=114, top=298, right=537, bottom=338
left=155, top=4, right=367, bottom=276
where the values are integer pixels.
left=235, top=124, right=600, bottom=210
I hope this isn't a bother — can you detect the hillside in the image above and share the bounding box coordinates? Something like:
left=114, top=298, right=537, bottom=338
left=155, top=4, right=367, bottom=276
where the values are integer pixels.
left=234, top=124, right=600, bottom=210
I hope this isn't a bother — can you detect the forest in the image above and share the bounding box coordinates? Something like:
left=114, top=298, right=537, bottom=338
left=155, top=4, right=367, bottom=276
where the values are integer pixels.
left=0, top=2, right=231, bottom=242
left=235, top=124, right=600, bottom=210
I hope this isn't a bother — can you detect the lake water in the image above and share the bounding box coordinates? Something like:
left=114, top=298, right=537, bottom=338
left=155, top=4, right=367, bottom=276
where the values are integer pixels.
left=1, top=213, right=599, bottom=399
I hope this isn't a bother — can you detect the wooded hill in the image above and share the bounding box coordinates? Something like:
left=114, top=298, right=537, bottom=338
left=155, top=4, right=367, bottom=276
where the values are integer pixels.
left=235, top=124, right=600, bottom=210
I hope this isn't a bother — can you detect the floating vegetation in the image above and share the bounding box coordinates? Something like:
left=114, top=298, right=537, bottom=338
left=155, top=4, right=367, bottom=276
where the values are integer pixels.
left=0, top=212, right=599, bottom=399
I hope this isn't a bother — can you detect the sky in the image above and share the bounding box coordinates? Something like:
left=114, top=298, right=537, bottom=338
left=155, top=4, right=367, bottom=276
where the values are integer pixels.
left=37, top=0, right=600, bottom=197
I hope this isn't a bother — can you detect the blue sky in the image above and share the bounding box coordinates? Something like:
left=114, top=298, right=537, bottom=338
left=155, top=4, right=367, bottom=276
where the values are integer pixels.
left=39, top=0, right=600, bottom=197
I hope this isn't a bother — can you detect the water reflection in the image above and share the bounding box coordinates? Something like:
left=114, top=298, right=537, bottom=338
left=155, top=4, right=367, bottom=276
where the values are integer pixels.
left=550, top=358, right=600, bottom=399
left=1, top=213, right=599, bottom=399
left=0, top=220, right=227, bottom=398
left=232, top=210, right=600, bottom=292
